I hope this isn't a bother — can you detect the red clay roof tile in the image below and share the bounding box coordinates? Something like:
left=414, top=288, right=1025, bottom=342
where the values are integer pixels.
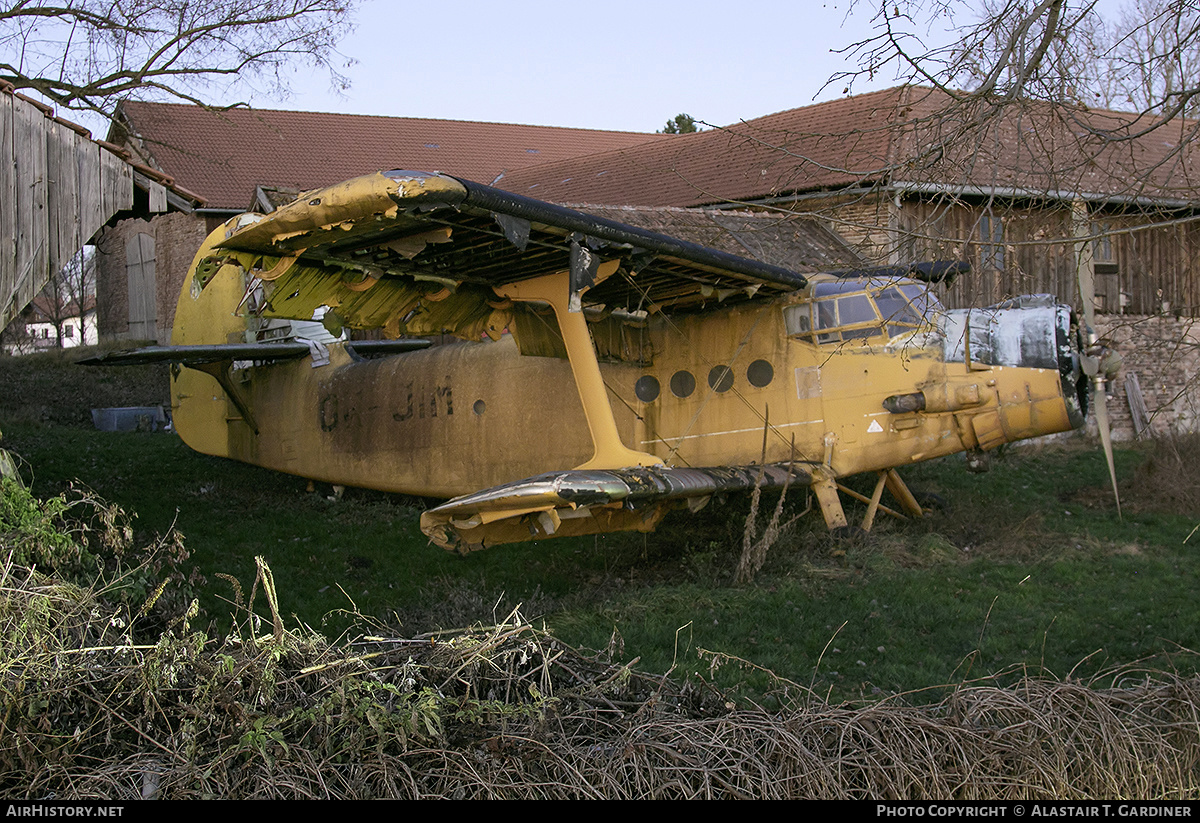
left=114, top=102, right=670, bottom=210
left=498, top=86, right=1200, bottom=208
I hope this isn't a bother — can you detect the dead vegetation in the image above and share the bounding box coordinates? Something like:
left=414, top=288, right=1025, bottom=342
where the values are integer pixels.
left=2, top=482, right=1200, bottom=800
left=3, top=557, right=1200, bottom=799
left=1123, top=432, right=1200, bottom=517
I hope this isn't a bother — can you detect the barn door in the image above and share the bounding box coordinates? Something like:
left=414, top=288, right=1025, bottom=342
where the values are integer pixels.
left=125, top=232, right=157, bottom=341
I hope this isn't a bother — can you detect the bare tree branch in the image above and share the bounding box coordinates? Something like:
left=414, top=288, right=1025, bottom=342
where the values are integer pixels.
left=0, top=0, right=359, bottom=119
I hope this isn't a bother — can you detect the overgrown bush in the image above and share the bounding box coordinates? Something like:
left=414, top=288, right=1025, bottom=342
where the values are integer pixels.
left=1126, top=432, right=1200, bottom=517
left=0, top=478, right=201, bottom=634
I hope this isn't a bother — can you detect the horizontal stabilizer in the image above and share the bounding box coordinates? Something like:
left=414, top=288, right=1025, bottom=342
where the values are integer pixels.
left=421, top=463, right=810, bottom=553
left=77, top=339, right=431, bottom=367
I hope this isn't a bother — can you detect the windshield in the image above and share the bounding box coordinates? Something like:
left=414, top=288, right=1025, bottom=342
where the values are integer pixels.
left=784, top=279, right=942, bottom=344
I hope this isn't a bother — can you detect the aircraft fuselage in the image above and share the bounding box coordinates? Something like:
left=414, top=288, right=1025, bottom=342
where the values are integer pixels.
left=170, top=257, right=1080, bottom=501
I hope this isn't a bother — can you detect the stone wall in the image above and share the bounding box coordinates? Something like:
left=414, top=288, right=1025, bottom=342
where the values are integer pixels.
left=823, top=196, right=895, bottom=264
left=96, top=212, right=212, bottom=343
left=1097, top=314, right=1200, bottom=439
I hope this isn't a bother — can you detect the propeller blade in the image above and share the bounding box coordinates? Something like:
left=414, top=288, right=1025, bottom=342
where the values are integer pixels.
left=1073, top=200, right=1121, bottom=517
left=1093, top=384, right=1122, bottom=518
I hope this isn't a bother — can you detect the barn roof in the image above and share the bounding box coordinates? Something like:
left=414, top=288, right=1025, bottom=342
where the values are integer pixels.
left=496, top=86, right=1200, bottom=209
left=110, top=102, right=670, bottom=211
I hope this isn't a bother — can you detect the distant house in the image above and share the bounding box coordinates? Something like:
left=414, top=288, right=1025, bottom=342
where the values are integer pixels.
left=96, top=102, right=671, bottom=342
left=5, top=295, right=97, bottom=354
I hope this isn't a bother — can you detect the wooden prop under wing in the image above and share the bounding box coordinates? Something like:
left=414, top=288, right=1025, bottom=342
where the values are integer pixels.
left=420, top=463, right=809, bottom=553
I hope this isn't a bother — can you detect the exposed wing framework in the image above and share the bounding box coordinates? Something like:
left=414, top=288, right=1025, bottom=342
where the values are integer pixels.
left=213, top=171, right=810, bottom=341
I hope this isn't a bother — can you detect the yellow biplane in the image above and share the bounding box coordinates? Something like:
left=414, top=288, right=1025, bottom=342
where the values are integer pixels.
left=85, top=170, right=1119, bottom=552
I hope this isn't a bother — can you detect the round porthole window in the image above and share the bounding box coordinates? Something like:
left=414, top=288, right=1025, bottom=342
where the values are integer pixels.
left=670, top=370, right=696, bottom=398
left=708, top=365, right=734, bottom=393
left=747, top=359, right=774, bottom=388
left=635, top=375, right=661, bottom=402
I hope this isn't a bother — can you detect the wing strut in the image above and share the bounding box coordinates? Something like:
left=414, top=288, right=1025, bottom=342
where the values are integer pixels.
left=496, top=264, right=661, bottom=471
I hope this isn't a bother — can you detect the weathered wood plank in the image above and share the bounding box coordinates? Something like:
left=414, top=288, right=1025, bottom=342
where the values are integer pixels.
left=76, top=140, right=102, bottom=243
left=1124, top=372, right=1150, bottom=439
left=13, top=97, right=48, bottom=324
left=148, top=179, right=167, bottom=213
left=0, top=94, right=15, bottom=326
left=46, top=119, right=81, bottom=278
left=125, top=230, right=157, bottom=340
left=2, top=92, right=134, bottom=329
left=99, top=147, right=132, bottom=224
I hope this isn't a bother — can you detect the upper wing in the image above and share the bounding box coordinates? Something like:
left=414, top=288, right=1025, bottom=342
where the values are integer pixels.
left=207, top=170, right=811, bottom=341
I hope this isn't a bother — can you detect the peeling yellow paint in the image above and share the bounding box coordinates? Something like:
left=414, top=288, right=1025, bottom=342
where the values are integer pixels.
left=159, top=172, right=1087, bottom=553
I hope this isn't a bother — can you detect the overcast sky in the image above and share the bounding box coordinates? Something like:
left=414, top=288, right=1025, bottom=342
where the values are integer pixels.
left=257, top=0, right=899, bottom=133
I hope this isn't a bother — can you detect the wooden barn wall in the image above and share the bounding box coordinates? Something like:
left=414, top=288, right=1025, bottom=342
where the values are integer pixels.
left=894, top=200, right=1200, bottom=316
left=0, top=92, right=132, bottom=331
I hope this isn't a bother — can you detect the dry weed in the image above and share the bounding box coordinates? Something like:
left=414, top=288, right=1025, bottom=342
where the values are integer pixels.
left=1124, top=433, right=1200, bottom=517
left=2, top=560, right=1199, bottom=799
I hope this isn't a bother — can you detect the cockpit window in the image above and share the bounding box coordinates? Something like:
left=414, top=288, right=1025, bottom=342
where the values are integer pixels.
left=784, top=278, right=942, bottom=344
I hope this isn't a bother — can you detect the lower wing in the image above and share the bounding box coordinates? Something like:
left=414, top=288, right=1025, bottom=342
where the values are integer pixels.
left=420, top=463, right=810, bottom=553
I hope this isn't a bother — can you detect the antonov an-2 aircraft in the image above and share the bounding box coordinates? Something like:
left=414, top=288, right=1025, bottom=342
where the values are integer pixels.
left=85, top=170, right=1119, bottom=552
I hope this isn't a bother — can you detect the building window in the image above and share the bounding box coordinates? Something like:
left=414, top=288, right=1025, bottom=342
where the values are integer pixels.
left=1091, top=221, right=1114, bottom=261
left=979, top=212, right=1004, bottom=270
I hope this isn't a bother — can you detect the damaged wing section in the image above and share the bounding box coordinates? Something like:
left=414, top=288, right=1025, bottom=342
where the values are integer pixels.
left=421, top=463, right=810, bottom=553
left=207, top=170, right=809, bottom=344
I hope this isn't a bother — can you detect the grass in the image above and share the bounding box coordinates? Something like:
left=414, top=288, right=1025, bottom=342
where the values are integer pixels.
left=4, top=418, right=1197, bottom=705
left=1, top=349, right=1197, bottom=705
